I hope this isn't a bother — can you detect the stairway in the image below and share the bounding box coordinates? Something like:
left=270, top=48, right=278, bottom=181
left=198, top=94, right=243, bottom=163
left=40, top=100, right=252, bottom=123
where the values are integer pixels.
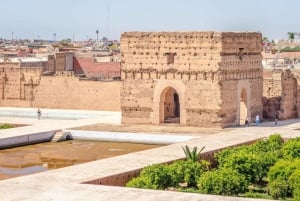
left=51, top=131, right=65, bottom=142
left=164, top=117, right=180, bottom=124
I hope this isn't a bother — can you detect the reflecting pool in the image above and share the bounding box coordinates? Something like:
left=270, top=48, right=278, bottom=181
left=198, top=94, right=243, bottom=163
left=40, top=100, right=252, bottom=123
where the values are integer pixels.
left=0, top=140, right=161, bottom=180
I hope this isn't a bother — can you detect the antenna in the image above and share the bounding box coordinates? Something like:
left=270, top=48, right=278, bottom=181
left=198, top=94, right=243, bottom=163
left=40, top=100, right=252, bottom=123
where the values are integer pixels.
left=107, top=2, right=110, bottom=38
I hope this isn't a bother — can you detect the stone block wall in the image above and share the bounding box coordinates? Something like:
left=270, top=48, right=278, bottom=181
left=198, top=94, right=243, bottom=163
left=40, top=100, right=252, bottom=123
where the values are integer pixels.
left=121, top=31, right=263, bottom=127
left=263, top=69, right=299, bottom=119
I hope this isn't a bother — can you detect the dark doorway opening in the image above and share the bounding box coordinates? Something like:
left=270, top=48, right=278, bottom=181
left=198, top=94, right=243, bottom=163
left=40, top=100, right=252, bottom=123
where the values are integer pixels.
left=161, top=87, right=180, bottom=124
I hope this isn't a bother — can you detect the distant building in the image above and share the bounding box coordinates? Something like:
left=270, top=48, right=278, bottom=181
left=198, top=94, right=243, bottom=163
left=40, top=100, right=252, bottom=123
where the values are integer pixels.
left=73, top=52, right=120, bottom=79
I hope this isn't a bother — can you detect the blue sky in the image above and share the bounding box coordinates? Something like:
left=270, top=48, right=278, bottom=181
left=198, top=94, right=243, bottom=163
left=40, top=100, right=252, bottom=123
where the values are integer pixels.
left=1, top=0, right=299, bottom=41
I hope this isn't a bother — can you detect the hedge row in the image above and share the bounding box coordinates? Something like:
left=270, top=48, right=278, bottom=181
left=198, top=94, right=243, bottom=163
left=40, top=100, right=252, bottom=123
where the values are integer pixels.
left=126, top=135, right=300, bottom=199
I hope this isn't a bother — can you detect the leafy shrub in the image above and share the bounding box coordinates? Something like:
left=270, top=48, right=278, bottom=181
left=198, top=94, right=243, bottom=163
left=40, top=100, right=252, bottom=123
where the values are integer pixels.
left=282, top=137, right=300, bottom=159
left=215, top=145, right=249, bottom=166
left=126, top=163, right=171, bottom=190
left=167, top=160, right=209, bottom=187
left=197, top=168, right=248, bottom=196
left=215, top=135, right=283, bottom=183
left=126, top=160, right=209, bottom=189
left=289, top=169, right=300, bottom=200
left=267, top=159, right=300, bottom=199
left=267, top=179, right=289, bottom=199
left=0, top=124, right=13, bottom=129
left=252, top=134, right=283, bottom=153
left=216, top=148, right=265, bottom=183
left=126, top=176, right=151, bottom=189
left=267, top=159, right=300, bottom=182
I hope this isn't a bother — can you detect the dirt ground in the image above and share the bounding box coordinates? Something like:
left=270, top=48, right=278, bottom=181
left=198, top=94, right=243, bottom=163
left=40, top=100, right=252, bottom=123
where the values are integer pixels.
left=71, top=123, right=228, bottom=135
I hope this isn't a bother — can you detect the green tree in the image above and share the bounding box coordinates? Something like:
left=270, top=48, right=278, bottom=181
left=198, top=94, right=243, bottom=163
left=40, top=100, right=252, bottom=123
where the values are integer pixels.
left=287, top=32, right=296, bottom=41
left=96, top=29, right=99, bottom=42
left=263, top=37, right=269, bottom=43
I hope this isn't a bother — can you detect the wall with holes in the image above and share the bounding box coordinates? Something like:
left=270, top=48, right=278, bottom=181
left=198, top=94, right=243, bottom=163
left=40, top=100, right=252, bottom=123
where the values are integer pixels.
left=120, top=31, right=263, bottom=127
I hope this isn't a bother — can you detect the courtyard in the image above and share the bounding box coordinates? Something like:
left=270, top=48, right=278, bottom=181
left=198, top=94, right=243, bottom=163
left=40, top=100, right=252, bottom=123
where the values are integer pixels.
left=0, top=108, right=298, bottom=200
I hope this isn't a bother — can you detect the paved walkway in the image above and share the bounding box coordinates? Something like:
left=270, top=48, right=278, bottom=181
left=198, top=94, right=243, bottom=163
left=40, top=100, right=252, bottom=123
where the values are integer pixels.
left=0, top=108, right=299, bottom=201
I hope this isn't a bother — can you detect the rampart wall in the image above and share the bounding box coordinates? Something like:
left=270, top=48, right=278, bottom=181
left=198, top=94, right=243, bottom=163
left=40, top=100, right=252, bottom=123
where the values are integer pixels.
left=0, top=65, right=121, bottom=111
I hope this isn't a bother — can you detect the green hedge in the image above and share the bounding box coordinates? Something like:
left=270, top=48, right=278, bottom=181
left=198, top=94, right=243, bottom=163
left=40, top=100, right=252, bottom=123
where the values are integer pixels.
left=215, top=134, right=283, bottom=183
left=126, top=135, right=299, bottom=200
left=267, top=159, right=300, bottom=199
left=197, top=168, right=248, bottom=196
left=126, top=160, right=209, bottom=189
left=282, top=137, right=300, bottom=159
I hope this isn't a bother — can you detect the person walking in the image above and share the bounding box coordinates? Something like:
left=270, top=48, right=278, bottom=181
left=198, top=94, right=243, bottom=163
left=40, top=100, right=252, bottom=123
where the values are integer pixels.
left=275, top=112, right=278, bottom=126
left=244, top=117, right=249, bottom=127
left=255, top=114, right=260, bottom=126
left=37, top=108, right=41, bottom=120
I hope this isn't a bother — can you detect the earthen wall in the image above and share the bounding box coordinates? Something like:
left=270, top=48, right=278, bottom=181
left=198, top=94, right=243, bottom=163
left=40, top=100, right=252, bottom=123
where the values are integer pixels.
left=55, top=53, right=65, bottom=71
left=121, top=32, right=263, bottom=127
left=34, top=75, right=120, bottom=111
left=262, top=69, right=299, bottom=119
left=0, top=64, right=121, bottom=111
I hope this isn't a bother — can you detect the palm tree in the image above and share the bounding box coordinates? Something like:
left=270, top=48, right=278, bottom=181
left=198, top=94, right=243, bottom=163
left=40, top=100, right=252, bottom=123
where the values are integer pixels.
left=96, top=29, right=99, bottom=42
left=263, top=37, right=269, bottom=44
left=287, top=32, right=295, bottom=42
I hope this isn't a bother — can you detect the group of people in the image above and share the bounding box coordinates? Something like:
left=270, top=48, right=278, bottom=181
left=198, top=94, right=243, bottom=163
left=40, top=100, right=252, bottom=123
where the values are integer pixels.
left=244, top=112, right=279, bottom=126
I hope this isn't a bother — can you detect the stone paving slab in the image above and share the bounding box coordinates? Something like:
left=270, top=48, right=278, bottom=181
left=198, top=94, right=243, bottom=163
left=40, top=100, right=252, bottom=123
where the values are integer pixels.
left=0, top=181, right=273, bottom=201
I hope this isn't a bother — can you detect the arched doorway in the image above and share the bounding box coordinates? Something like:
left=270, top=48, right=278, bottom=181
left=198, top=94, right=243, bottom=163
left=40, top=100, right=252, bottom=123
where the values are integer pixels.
left=239, top=88, right=248, bottom=125
left=160, top=87, right=180, bottom=123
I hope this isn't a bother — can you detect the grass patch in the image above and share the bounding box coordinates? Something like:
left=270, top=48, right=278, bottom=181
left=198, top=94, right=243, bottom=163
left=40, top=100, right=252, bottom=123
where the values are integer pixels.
left=0, top=124, right=14, bottom=129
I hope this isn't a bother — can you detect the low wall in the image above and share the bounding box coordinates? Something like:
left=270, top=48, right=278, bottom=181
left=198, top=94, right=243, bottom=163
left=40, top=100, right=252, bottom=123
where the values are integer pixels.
left=68, top=130, right=194, bottom=145
left=0, top=131, right=56, bottom=149
left=83, top=139, right=258, bottom=187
